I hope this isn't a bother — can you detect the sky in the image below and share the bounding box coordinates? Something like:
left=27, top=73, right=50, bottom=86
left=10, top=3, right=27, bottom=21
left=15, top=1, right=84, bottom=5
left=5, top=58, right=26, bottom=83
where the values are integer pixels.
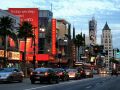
left=0, top=0, right=120, bottom=49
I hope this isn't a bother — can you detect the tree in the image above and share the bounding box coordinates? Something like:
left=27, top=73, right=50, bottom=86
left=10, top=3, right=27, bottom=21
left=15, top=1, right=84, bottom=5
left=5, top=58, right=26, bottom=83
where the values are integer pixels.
left=17, top=21, right=34, bottom=76
left=110, top=58, right=119, bottom=64
left=0, top=16, right=15, bottom=67
left=74, top=33, right=85, bottom=61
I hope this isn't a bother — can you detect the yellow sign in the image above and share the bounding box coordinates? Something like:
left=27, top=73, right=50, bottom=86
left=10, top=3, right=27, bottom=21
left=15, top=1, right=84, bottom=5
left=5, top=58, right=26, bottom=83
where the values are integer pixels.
left=0, top=50, right=4, bottom=57
left=0, top=50, right=7, bottom=57
left=8, top=51, right=20, bottom=60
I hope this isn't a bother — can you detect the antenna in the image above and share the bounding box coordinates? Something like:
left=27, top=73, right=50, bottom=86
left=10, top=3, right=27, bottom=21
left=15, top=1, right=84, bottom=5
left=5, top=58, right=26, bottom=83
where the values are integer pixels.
left=51, top=3, right=52, bottom=12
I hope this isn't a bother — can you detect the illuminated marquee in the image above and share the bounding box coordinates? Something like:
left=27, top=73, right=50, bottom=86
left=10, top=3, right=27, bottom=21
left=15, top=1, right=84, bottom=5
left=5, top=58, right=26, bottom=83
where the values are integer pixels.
left=8, top=51, right=20, bottom=60
left=0, top=50, right=4, bottom=57
left=0, top=50, right=20, bottom=60
left=52, top=19, right=56, bottom=55
left=0, top=50, right=8, bottom=57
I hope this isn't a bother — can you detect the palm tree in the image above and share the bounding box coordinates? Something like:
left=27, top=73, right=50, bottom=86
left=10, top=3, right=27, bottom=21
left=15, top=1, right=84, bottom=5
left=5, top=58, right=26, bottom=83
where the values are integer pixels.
left=74, top=33, right=85, bottom=61
left=110, top=57, right=119, bottom=64
left=0, top=16, right=15, bottom=67
left=17, top=21, right=34, bottom=76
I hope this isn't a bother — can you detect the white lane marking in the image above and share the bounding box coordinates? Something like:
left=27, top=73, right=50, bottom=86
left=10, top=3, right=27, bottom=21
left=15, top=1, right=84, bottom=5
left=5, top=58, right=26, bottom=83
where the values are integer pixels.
left=25, top=79, right=91, bottom=90
left=25, top=76, right=107, bottom=90
left=25, top=85, right=52, bottom=90
left=86, top=85, right=92, bottom=89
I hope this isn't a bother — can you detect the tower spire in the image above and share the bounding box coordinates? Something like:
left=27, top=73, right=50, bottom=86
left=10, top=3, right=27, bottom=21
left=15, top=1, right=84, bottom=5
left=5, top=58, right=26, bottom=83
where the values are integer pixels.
left=73, top=25, right=75, bottom=40
left=103, top=22, right=111, bottom=30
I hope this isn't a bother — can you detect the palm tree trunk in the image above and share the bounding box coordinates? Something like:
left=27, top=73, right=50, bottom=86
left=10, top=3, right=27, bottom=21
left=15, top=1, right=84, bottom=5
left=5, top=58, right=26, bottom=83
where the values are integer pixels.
left=3, top=35, right=7, bottom=68
left=23, top=37, right=27, bottom=77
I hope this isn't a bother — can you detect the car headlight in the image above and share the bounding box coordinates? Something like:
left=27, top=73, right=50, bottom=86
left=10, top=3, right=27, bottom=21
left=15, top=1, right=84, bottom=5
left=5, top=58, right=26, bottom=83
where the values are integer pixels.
left=4, top=74, right=10, bottom=78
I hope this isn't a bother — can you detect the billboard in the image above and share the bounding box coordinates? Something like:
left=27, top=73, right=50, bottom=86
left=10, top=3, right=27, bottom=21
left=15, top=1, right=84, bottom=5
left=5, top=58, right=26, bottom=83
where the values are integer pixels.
left=51, top=19, right=56, bottom=55
left=8, top=8, right=39, bottom=53
left=8, top=51, right=20, bottom=60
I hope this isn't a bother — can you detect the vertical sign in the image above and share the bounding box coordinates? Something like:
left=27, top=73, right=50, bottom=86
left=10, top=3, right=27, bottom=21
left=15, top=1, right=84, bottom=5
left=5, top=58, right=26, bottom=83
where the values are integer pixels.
left=8, top=8, right=39, bottom=53
left=52, top=19, right=56, bottom=55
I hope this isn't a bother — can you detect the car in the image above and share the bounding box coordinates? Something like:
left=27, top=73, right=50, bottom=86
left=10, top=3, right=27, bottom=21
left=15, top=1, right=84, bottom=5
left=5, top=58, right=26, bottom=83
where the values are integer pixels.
left=53, top=68, right=69, bottom=81
left=84, top=69, right=93, bottom=78
left=77, top=68, right=86, bottom=78
left=0, top=68, right=24, bottom=82
left=111, top=69, right=118, bottom=76
left=30, top=68, right=59, bottom=84
left=99, top=70, right=107, bottom=74
left=66, top=69, right=81, bottom=80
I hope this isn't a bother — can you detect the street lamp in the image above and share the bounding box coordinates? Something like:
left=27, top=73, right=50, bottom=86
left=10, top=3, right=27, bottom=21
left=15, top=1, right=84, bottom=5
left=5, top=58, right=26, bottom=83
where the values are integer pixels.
left=57, top=38, right=62, bottom=68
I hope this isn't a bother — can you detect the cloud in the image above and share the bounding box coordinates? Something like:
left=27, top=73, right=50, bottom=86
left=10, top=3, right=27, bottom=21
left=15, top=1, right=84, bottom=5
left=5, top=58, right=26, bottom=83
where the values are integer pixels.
left=49, top=0, right=120, bottom=17
left=0, top=0, right=120, bottom=48
left=0, top=0, right=35, bottom=9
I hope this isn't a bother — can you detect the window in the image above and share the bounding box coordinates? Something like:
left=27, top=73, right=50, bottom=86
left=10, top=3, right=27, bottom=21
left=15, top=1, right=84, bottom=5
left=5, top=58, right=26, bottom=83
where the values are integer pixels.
left=105, top=39, right=107, bottom=43
left=39, top=33, right=45, bottom=38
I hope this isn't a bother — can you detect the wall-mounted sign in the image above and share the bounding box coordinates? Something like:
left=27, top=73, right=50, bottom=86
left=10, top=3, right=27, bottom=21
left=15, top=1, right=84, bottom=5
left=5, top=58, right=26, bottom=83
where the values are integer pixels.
left=0, top=50, right=4, bottom=57
left=52, top=19, right=56, bottom=55
left=9, top=8, right=39, bottom=53
left=0, top=50, right=7, bottom=57
left=8, top=51, right=20, bottom=60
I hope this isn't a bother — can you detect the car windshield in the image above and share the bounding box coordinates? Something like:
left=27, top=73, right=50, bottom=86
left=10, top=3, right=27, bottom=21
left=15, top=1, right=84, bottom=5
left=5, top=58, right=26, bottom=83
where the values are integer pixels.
left=53, top=68, right=63, bottom=71
left=66, top=69, right=77, bottom=72
left=35, top=68, right=51, bottom=72
left=0, top=68, right=13, bottom=72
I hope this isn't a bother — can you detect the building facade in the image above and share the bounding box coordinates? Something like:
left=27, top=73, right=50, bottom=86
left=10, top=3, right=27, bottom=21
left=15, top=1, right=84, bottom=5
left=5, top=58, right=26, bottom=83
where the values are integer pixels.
left=38, top=10, right=53, bottom=54
left=56, top=19, right=71, bottom=66
left=89, top=17, right=97, bottom=45
left=0, top=9, right=20, bottom=68
left=101, top=22, right=113, bottom=71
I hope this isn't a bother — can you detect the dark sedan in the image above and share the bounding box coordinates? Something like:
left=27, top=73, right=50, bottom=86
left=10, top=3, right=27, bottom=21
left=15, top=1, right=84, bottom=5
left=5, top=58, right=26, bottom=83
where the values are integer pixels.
left=30, top=68, right=59, bottom=84
left=53, top=68, right=69, bottom=81
left=0, top=68, right=24, bottom=82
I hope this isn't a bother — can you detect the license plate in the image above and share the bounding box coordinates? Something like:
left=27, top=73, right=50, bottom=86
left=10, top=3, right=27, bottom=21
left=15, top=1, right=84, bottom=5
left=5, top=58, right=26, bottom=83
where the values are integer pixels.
left=35, top=77, right=40, bottom=79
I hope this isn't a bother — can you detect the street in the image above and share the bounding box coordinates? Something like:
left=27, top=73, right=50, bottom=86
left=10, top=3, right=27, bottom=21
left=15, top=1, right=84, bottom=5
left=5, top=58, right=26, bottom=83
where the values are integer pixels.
left=0, top=75, right=120, bottom=90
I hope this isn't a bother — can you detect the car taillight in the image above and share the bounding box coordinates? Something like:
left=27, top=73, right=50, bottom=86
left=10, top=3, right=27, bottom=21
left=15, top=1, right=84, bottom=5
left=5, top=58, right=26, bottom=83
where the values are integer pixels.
left=81, top=71, right=83, bottom=73
left=30, top=72, right=33, bottom=75
left=59, top=72, right=63, bottom=75
left=45, top=72, right=49, bottom=76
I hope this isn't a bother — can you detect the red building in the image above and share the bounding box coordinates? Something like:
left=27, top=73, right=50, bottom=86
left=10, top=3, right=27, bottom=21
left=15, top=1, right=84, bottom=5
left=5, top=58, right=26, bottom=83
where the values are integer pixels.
left=8, top=8, right=56, bottom=66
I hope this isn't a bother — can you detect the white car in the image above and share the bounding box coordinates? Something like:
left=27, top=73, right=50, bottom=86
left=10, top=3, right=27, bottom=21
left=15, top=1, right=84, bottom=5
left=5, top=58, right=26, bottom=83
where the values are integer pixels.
left=0, top=68, right=24, bottom=82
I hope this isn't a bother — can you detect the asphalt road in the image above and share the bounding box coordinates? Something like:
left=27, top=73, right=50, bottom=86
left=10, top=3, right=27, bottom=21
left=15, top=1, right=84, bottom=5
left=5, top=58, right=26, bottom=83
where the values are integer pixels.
left=0, top=75, right=120, bottom=90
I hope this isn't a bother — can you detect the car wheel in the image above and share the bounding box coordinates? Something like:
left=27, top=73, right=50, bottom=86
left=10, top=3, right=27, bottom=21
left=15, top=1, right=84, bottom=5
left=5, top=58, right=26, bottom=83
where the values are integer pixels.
left=18, top=80, right=23, bottom=83
left=49, top=78, right=53, bottom=84
left=62, top=77, right=66, bottom=81
left=31, top=80, right=35, bottom=84
left=56, top=78, right=59, bottom=84
left=8, top=76, right=13, bottom=82
left=67, top=76, right=69, bottom=81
